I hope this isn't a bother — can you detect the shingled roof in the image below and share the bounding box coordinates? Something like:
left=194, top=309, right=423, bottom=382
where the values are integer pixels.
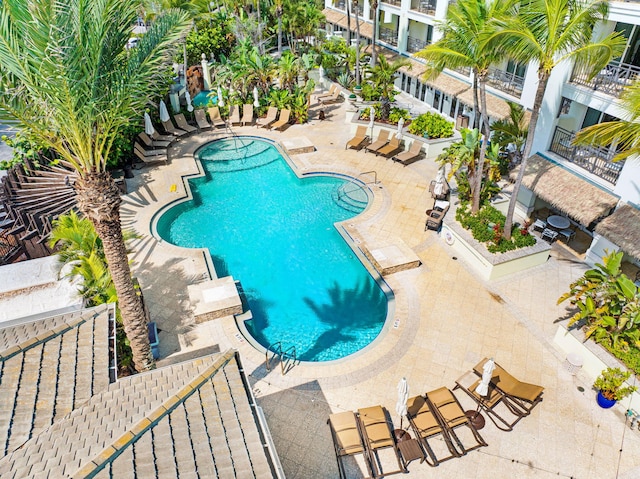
left=0, top=304, right=113, bottom=460
left=0, top=349, right=280, bottom=479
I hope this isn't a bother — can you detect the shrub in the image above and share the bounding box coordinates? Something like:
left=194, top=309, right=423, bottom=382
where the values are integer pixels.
left=408, top=112, right=454, bottom=139
left=388, top=107, right=411, bottom=124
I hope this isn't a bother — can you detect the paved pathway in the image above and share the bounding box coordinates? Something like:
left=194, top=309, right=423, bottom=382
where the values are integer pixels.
left=122, top=95, right=640, bottom=479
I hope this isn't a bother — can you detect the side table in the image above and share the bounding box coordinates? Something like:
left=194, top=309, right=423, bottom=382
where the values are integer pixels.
left=397, top=438, right=425, bottom=468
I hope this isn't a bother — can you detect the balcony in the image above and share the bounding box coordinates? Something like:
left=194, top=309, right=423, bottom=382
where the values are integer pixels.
left=407, top=36, right=429, bottom=53
left=334, top=0, right=346, bottom=10
left=382, top=0, right=402, bottom=6
left=549, top=126, right=623, bottom=185
left=379, top=27, right=399, bottom=46
left=410, top=0, right=437, bottom=15
left=450, top=65, right=471, bottom=77
left=486, top=67, right=524, bottom=97
left=570, top=60, right=640, bottom=98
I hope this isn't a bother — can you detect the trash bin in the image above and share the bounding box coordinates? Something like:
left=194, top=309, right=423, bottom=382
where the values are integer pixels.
left=148, top=322, right=160, bottom=360
left=565, top=352, right=583, bottom=375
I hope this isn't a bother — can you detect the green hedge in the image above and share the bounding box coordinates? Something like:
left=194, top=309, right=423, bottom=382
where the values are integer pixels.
left=407, top=112, right=454, bottom=139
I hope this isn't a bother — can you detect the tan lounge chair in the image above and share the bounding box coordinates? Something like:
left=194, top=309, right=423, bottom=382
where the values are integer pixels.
left=376, top=136, right=402, bottom=157
left=316, top=83, right=337, bottom=100
left=473, top=358, right=544, bottom=415
left=194, top=109, right=211, bottom=129
left=327, top=411, right=374, bottom=479
left=426, top=387, right=487, bottom=455
left=256, top=106, right=278, bottom=128
left=161, top=119, right=187, bottom=137
left=392, top=140, right=423, bottom=165
left=137, top=132, right=170, bottom=148
left=207, top=106, right=226, bottom=128
left=365, top=130, right=390, bottom=154
left=173, top=113, right=197, bottom=133
left=151, top=130, right=175, bottom=142
left=241, top=104, right=254, bottom=126
left=134, top=142, right=167, bottom=157
left=407, top=395, right=459, bottom=466
left=357, top=405, right=406, bottom=477
left=228, top=105, right=241, bottom=125
left=270, top=109, right=291, bottom=131
left=320, top=87, right=342, bottom=104
left=345, top=125, right=369, bottom=150
left=133, top=145, right=167, bottom=165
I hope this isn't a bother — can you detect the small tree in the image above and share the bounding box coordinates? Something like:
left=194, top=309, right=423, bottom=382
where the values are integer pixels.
left=594, top=367, right=637, bottom=401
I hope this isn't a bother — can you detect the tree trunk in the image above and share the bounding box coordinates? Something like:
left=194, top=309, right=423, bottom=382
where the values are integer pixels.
left=75, top=170, right=154, bottom=372
left=277, top=10, right=282, bottom=55
left=471, top=74, right=490, bottom=214
left=371, top=1, right=378, bottom=67
left=502, top=71, right=549, bottom=240
left=354, top=1, right=362, bottom=86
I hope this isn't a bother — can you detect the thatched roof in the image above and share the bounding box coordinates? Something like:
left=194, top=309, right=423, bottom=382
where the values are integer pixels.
left=456, top=88, right=512, bottom=120
left=322, top=8, right=373, bottom=39
left=595, top=204, right=640, bottom=261
left=425, top=74, right=470, bottom=97
left=511, top=155, right=619, bottom=226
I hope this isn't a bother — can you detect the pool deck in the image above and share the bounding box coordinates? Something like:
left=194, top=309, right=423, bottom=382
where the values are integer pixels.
left=122, top=94, right=640, bottom=478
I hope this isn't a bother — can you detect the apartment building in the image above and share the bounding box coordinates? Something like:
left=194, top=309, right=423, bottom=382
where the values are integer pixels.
left=323, top=0, right=640, bottom=270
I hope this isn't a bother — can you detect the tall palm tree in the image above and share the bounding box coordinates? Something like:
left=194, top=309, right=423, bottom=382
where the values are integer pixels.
left=0, top=0, right=190, bottom=372
left=352, top=0, right=362, bottom=86
left=365, top=55, right=410, bottom=119
left=274, top=0, right=284, bottom=55
left=418, top=0, right=513, bottom=214
left=371, top=0, right=378, bottom=67
left=487, top=0, right=626, bottom=239
left=491, top=101, right=529, bottom=166
left=574, top=79, right=640, bottom=161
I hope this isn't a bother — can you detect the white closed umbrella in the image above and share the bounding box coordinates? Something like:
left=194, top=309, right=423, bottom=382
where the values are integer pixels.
left=319, top=65, right=325, bottom=82
left=144, top=112, right=156, bottom=135
left=185, top=90, right=194, bottom=112
left=253, top=86, right=260, bottom=108
left=396, top=117, right=405, bottom=140
left=217, top=85, right=224, bottom=107
left=433, top=168, right=446, bottom=198
left=159, top=100, right=170, bottom=122
left=368, top=105, right=375, bottom=138
left=395, top=377, right=409, bottom=429
left=475, top=358, right=495, bottom=397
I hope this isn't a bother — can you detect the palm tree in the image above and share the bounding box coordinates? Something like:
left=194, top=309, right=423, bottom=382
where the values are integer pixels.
left=352, top=0, right=362, bottom=86
left=487, top=0, right=626, bottom=240
left=365, top=55, right=410, bottom=119
left=274, top=0, right=284, bottom=55
left=417, top=0, right=513, bottom=214
left=0, top=0, right=190, bottom=372
left=491, top=101, right=529, bottom=167
left=574, top=79, right=640, bottom=161
left=370, top=0, right=378, bottom=67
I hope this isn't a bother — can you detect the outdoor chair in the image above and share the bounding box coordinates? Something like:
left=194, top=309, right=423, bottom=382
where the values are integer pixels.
left=270, top=109, right=291, bottom=131
left=473, top=359, right=544, bottom=416
left=345, top=125, right=369, bottom=150
left=319, top=87, right=342, bottom=104
left=365, top=130, right=390, bottom=154
left=559, top=228, right=576, bottom=243
left=228, top=105, right=241, bottom=125
left=257, top=106, right=278, bottom=128
left=161, top=119, right=187, bottom=137
left=376, top=136, right=402, bottom=157
left=541, top=228, right=559, bottom=242
left=151, top=130, right=175, bottom=142
left=425, top=202, right=450, bottom=231
left=426, top=387, right=487, bottom=456
left=134, top=142, right=167, bottom=157
left=173, top=113, right=197, bottom=133
left=532, top=218, right=547, bottom=232
left=406, top=395, right=459, bottom=466
left=133, top=145, right=167, bottom=165
left=454, top=371, right=525, bottom=432
left=207, top=106, right=226, bottom=128
left=241, top=104, right=254, bottom=126
left=137, top=132, right=170, bottom=148
left=316, top=83, right=337, bottom=100
left=327, top=411, right=374, bottom=479
left=194, top=109, right=212, bottom=129
left=357, top=405, right=406, bottom=477
left=392, top=140, right=423, bottom=166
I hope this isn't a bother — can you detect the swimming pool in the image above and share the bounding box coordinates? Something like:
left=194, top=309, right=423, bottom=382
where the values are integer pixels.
left=156, top=138, right=389, bottom=361
left=192, top=90, right=218, bottom=107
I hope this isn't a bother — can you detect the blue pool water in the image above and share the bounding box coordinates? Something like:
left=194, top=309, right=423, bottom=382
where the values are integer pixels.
left=156, top=138, right=388, bottom=361
left=192, top=90, right=218, bottom=107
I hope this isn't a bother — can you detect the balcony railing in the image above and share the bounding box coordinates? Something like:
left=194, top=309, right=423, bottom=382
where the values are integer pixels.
left=570, top=60, right=640, bottom=98
left=411, top=0, right=437, bottom=15
left=549, top=126, right=623, bottom=185
left=382, top=0, right=402, bottom=6
left=335, top=0, right=346, bottom=10
left=486, top=67, right=524, bottom=97
left=379, top=27, right=399, bottom=46
left=450, top=65, right=471, bottom=77
left=407, top=36, right=429, bottom=53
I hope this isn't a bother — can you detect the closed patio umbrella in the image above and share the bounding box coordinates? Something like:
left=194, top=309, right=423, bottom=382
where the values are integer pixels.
left=253, top=86, right=260, bottom=108
left=144, top=112, right=156, bottom=135
left=217, top=86, right=224, bottom=107
left=395, top=377, right=409, bottom=430
left=159, top=100, right=170, bottom=122
left=476, top=358, right=495, bottom=397
left=433, top=168, right=446, bottom=198
left=319, top=65, right=325, bottom=82
left=185, top=90, right=194, bottom=112
left=396, top=117, right=404, bottom=140
left=368, top=105, right=375, bottom=138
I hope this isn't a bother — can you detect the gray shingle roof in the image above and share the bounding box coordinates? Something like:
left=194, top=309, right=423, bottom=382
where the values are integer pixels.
left=0, top=349, right=279, bottom=479
left=0, top=304, right=112, bottom=460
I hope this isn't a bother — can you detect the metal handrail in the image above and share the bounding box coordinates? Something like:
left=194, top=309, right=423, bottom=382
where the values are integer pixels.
left=265, top=341, right=298, bottom=375
left=337, top=170, right=378, bottom=202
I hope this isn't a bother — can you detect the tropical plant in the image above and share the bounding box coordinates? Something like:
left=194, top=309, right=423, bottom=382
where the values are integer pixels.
left=490, top=101, right=529, bottom=171
left=185, top=13, right=235, bottom=65
left=365, top=55, right=410, bottom=119
left=558, top=251, right=640, bottom=351
left=488, top=0, right=626, bottom=240
left=593, top=367, right=637, bottom=401
left=0, top=0, right=191, bottom=372
left=0, top=132, right=53, bottom=170
left=408, top=112, right=454, bottom=139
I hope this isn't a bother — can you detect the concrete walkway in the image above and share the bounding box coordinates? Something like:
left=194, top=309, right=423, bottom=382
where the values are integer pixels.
left=122, top=95, right=640, bottom=479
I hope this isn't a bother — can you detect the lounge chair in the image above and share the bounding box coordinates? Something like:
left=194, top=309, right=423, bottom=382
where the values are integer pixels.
left=241, top=104, right=254, bottom=126
left=454, top=371, right=525, bottom=432
left=392, top=140, right=423, bottom=165
left=228, top=105, right=241, bottom=125
left=173, top=113, right=197, bottom=133
left=194, top=109, right=212, bottom=129
left=137, top=132, right=170, bottom=148
left=425, top=201, right=450, bottom=231
left=161, top=119, right=187, bottom=137
left=473, top=358, right=544, bottom=416
left=320, top=87, right=342, bottom=104
left=134, top=142, right=167, bottom=157
left=317, top=83, right=337, bottom=101
left=133, top=145, right=167, bottom=165
left=257, top=106, right=278, bottom=128
left=207, top=106, right=226, bottom=128
left=357, top=405, right=406, bottom=477
left=426, top=387, right=487, bottom=455
left=376, top=136, right=402, bottom=157
left=151, top=130, right=175, bottom=142
left=327, top=411, right=374, bottom=479
left=270, top=109, right=291, bottom=131
left=365, top=130, right=390, bottom=154
left=406, top=395, right=459, bottom=466
left=345, top=125, right=369, bottom=150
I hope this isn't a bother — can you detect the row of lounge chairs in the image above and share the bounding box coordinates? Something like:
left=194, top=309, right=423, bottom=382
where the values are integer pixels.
left=328, top=359, right=544, bottom=477
left=345, top=126, right=425, bottom=165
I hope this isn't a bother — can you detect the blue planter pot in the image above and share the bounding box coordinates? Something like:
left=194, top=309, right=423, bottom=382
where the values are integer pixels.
left=596, top=390, right=617, bottom=409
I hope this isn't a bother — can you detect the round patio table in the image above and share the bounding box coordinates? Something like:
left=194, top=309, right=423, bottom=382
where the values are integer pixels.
left=546, top=215, right=570, bottom=230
